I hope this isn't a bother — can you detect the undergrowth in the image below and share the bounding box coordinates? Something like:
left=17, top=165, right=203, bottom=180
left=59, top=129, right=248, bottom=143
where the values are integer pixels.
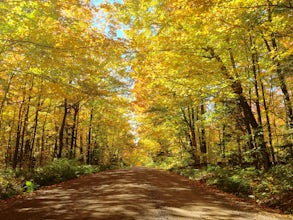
left=0, top=159, right=104, bottom=200
left=171, top=163, right=293, bottom=214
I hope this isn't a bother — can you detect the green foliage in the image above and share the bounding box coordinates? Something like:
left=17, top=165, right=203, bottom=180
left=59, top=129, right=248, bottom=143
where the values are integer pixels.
left=24, top=181, right=36, bottom=193
left=0, top=170, right=23, bottom=199
left=204, top=166, right=252, bottom=196
left=36, top=159, right=78, bottom=185
left=254, top=163, right=293, bottom=214
left=34, top=159, right=99, bottom=186
left=171, top=163, right=293, bottom=213
left=170, top=166, right=201, bottom=179
left=0, top=159, right=99, bottom=200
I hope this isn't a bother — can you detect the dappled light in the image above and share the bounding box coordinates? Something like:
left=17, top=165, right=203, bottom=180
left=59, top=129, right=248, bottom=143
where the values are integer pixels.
left=0, top=0, right=292, bottom=218
left=0, top=168, right=290, bottom=220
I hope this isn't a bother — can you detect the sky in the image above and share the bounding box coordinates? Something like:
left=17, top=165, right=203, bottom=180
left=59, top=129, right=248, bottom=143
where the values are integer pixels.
left=92, top=0, right=125, bottom=39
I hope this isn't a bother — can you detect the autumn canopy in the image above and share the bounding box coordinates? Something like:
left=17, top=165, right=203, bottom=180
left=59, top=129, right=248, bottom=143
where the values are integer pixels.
left=0, top=0, right=292, bottom=170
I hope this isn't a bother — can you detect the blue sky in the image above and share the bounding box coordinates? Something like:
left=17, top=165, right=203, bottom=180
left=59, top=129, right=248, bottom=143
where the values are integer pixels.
left=92, top=0, right=125, bottom=39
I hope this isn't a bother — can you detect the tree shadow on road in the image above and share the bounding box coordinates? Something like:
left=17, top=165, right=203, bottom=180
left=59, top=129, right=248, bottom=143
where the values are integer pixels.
left=0, top=167, right=289, bottom=220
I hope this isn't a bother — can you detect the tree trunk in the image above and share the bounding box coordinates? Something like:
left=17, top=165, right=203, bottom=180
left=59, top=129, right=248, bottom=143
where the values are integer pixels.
left=260, top=75, right=276, bottom=164
left=87, top=106, right=94, bottom=165
left=40, top=102, right=50, bottom=166
left=5, top=110, right=16, bottom=168
left=220, top=125, right=226, bottom=158
left=19, top=98, right=31, bottom=169
left=0, top=73, right=14, bottom=130
left=181, top=106, right=198, bottom=166
left=12, top=100, right=25, bottom=169
left=29, top=94, right=42, bottom=168
left=79, top=134, right=84, bottom=163
left=200, top=104, right=207, bottom=165
left=206, top=47, right=271, bottom=170
left=249, top=34, right=263, bottom=127
left=58, top=99, right=68, bottom=158
left=70, top=103, right=79, bottom=159
left=238, top=94, right=271, bottom=170
left=265, top=0, right=293, bottom=128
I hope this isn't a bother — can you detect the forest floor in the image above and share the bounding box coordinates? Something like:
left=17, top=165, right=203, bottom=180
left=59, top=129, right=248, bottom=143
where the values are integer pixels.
left=0, top=167, right=292, bottom=220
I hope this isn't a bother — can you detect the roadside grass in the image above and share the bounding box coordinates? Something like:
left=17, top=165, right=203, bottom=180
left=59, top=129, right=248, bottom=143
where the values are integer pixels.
left=170, top=163, right=293, bottom=214
left=0, top=159, right=117, bottom=200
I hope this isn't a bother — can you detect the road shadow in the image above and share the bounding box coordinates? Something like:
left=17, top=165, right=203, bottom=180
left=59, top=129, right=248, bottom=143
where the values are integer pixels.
left=0, top=167, right=290, bottom=220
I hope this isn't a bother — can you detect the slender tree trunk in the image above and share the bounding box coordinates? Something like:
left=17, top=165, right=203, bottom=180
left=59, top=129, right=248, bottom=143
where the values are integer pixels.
left=58, top=99, right=68, bottom=158
left=230, top=48, right=270, bottom=169
left=249, top=34, right=263, bottom=127
left=39, top=102, right=50, bottom=165
left=70, top=102, right=79, bottom=159
left=74, top=104, right=81, bottom=159
left=239, top=94, right=271, bottom=170
left=221, top=125, right=226, bottom=158
left=263, top=33, right=293, bottom=128
left=87, top=106, right=94, bottom=165
left=189, top=107, right=197, bottom=151
left=5, top=124, right=13, bottom=167
left=200, top=104, right=207, bottom=165
left=29, top=94, right=41, bottom=168
left=5, top=110, right=16, bottom=168
left=0, top=73, right=14, bottom=130
left=259, top=78, right=276, bottom=165
left=181, top=106, right=198, bottom=166
left=40, top=117, right=47, bottom=166
left=19, top=98, right=31, bottom=169
left=206, top=47, right=271, bottom=170
left=53, top=125, right=58, bottom=159
left=12, top=100, right=25, bottom=169
left=264, top=0, right=293, bottom=128
left=79, top=134, right=84, bottom=163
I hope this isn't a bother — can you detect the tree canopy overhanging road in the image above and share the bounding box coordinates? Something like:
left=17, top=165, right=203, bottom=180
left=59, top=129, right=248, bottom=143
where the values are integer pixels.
left=0, top=0, right=292, bottom=216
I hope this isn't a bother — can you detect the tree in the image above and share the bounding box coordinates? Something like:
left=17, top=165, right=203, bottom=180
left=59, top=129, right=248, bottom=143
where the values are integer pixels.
left=107, top=0, right=292, bottom=169
left=0, top=0, right=133, bottom=169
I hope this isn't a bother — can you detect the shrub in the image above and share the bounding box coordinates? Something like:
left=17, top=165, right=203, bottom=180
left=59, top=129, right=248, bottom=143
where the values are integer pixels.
left=24, top=180, right=36, bottom=193
left=34, top=159, right=99, bottom=186
left=0, top=159, right=99, bottom=200
left=0, top=170, right=23, bottom=199
left=171, top=163, right=293, bottom=213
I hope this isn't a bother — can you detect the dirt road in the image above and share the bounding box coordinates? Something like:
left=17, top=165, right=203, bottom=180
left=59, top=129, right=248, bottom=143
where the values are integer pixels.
left=0, top=167, right=292, bottom=220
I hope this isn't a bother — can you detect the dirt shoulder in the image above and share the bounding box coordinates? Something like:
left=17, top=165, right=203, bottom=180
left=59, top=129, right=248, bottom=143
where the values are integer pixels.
left=0, top=167, right=292, bottom=220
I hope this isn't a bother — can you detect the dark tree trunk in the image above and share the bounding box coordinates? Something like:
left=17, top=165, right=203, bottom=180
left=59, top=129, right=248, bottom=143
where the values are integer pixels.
left=87, top=106, right=94, bottom=165
left=238, top=93, right=271, bottom=170
left=0, top=73, right=14, bottom=130
left=70, top=103, right=79, bottom=159
left=220, top=125, right=226, bottom=158
left=199, top=104, right=207, bottom=154
left=40, top=104, right=50, bottom=166
left=79, top=134, right=84, bottom=163
left=58, top=99, right=68, bottom=158
left=206, top=47, right=271, bottom=170
left=260, top=75, right=276, bottom=164
left=199, top=104, right=207, bottom=165
left=12, top=101, right=25, bottom=169
left=265, top=0, right=293, bottom=128
left=29, top=94, right=41, bottom=168
left=181, top=106, right=198, bottom=166
left=19, top=100, right=30, bottom=169
left=250, top=34, right=263, bottom=127
left=5, top=111, right=16, bottom=168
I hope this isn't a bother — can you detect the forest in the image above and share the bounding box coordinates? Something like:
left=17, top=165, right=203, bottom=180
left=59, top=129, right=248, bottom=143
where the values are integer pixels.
left=0, top=0, right=292, bottom=214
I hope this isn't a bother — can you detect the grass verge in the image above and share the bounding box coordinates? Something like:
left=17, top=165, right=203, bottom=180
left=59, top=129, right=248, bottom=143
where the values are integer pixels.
left=0, top=159, right=117, bottom=200
left=170, top=163, right=293, bottom=214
